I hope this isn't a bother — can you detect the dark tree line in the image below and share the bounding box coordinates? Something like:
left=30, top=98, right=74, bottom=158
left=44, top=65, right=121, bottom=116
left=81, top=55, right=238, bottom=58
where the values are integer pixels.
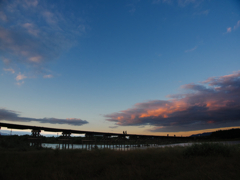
left=210, top=128, right=240, bottom=139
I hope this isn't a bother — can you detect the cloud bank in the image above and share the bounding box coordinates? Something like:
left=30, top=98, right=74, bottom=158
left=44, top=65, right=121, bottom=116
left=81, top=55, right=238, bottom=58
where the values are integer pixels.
left=105, top=71, right=240, bottom=132
left=0, top=108, right=89, bottom=126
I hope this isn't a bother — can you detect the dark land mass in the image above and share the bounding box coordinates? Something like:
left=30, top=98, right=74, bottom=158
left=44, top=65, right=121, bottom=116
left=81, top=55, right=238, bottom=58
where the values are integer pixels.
left=0, top=128, right=240, bottom=179
left=0, top=143, right=240, bottom=180
left=190, top=128, right=240, bottom=139
left=210, top=128, right=240, bottom=139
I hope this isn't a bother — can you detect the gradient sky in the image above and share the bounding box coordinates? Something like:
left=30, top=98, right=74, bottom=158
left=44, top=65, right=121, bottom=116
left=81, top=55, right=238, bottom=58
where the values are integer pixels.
left=1, top=0, right=240, bottom=136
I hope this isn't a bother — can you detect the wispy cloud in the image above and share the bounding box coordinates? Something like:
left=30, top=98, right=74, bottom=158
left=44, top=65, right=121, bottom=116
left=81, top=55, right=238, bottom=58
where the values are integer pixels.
left=22, top=23, right=39, bottom=36
left=4, top=68, right=15, bottom=74
left=193, top=10, right=209, bottom=16
left=42, top=11, right=58, bottom=26
left=109, top=126, right=118, bottom=129
left=105, top=71, right=240, bottom=132
left=178, top=0, right=204, bottom=7
left=153, top=0, right=204, bottom=7
left=43, top=74, right=53, bottom=78
left=185, top=46, right=197, bottom=53
left=0, top=0, right=87, bottom=82
left=22, top=0, right=39, bottom=8
left=226, top=27, right=232, bottom=33
left=2, top=58, right=10, bottom=64
left=16, top=81, right=25, bottom=86
left=16, top=73, right=27, bottom=81
left=234, top=20, right=240, bottom=30
left=127, top=0, right=140, bottom=14
left=29, top=56, right=42, bottom=63
left=0, top=108, right=89, bottom=126
left=225, top=20, right=240, bottom=34
left=152, top=0, right=172, bottom=4
left=0, top=11, right=7, bottom=21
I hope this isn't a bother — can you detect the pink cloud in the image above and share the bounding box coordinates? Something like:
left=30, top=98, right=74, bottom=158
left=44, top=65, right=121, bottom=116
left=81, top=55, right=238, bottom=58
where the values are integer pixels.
left=226, top=27, right=232, bottom=33
left=29, top=56, right=42, bottom=63
left=105, top=71, right=240, bottom=132
left=16, top=73, right=27, bottom=81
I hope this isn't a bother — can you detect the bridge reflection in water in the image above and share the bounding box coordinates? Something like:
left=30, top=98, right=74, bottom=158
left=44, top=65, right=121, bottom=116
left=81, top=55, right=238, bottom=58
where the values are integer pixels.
left=42, top=142, right=158, bottom=151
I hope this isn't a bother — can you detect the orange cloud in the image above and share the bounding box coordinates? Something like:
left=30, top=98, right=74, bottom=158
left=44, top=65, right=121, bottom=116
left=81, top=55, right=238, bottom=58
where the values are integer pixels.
left=105, top=71, right=240, bottom=132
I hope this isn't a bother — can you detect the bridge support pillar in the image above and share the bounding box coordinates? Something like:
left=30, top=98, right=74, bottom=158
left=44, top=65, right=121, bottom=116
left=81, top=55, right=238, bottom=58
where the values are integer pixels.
left=29, top=129, right=42, bottom=148
left=58, top=131, right=72, bottom=149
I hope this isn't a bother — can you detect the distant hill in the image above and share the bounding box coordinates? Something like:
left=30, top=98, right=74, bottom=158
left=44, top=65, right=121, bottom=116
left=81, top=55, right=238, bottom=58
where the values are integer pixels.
left=190, top=132, right=212, bottom=137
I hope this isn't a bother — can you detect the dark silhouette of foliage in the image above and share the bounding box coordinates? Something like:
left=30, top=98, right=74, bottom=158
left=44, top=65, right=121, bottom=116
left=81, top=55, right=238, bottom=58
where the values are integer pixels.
left=210, top=128, right=240, bottom=139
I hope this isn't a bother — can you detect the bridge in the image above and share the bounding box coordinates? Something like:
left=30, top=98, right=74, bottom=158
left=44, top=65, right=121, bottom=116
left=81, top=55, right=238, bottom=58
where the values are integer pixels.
left=0, top=122, right=192, bottom=150
left=0, top=122, right=184, bottom=138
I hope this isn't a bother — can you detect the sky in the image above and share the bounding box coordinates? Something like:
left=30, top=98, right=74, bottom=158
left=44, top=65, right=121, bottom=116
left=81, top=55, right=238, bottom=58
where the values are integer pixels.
left=0, top=0, right=240, bottom=137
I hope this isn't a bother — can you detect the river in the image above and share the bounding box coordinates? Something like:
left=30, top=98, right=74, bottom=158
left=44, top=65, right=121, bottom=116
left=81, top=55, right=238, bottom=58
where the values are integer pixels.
left=41, top=141, right=240, bottom=151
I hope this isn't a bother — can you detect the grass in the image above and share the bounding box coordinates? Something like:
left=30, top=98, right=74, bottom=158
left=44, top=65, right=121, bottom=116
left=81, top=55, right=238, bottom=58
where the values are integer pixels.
left=183, top=143, right=232, bottom=157
left=0, top=143, right=240, bottom=180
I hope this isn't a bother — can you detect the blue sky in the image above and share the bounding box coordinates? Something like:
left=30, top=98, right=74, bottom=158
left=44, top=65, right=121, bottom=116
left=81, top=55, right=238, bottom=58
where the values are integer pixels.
left=1, top=0, right=240, bottom=136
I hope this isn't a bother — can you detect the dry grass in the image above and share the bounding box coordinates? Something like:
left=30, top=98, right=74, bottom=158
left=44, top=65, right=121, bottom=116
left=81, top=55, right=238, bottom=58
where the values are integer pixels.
left=0, top=144, right=240, bottom=180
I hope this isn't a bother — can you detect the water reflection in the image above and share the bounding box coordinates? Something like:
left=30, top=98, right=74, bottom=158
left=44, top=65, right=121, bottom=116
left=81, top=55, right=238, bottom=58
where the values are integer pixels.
left=42, top=141, right=240, bottom=151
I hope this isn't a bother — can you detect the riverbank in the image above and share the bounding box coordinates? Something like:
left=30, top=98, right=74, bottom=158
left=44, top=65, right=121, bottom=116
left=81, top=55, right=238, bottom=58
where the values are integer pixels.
left=0, top=143, right=240, bottom=180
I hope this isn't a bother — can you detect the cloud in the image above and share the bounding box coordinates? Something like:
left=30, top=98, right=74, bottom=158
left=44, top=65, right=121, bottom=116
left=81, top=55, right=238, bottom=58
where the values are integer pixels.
left=177, top=0, right=203, bottom=7
left=153, top=0, right=204, bottom=7
left=16, top=73, right=27, bottom=81
left=225, top=20, right=240, bottom=34
left=152, top=0, right=204, bottom=6
left=23, top=0, right=38, bottom=8
left=16, top=81, right=25, bottom=86
left=226, top=27, right=232, bottom=33
left=152, top=0, right=172, bottom=4
left=0, top=11, right=7, bottom=21
left=16, top=81, right=24, bottom=86
left=22, top=23, right=39, bottom=36
left=43, top=74, right=53, bottom=78
left=153, top=0, right=200, bottom=5
left=105, top=71, right=240, bottom=132
left=29, top=56, right=42, bottom=63
left=4, top=68, right=15, bottom=74
left=109, top=126, right=118, bottom=129
left=2, top=58, right=10, bottom=64
left=193, top=10, right=209, bottom=16
left=234, top=20, right=240, bottom=30
left=185, top=46, right=197, bottom=53
left=42, top=11, right=57, bottom=25
left=0, top=0, right=86, bottom=81
left=0, top=108, right=89, bottom=126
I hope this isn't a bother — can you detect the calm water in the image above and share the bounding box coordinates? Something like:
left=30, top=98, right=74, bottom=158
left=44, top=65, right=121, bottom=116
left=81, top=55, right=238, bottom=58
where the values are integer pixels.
left=41, top=141, right=240, bottom=150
